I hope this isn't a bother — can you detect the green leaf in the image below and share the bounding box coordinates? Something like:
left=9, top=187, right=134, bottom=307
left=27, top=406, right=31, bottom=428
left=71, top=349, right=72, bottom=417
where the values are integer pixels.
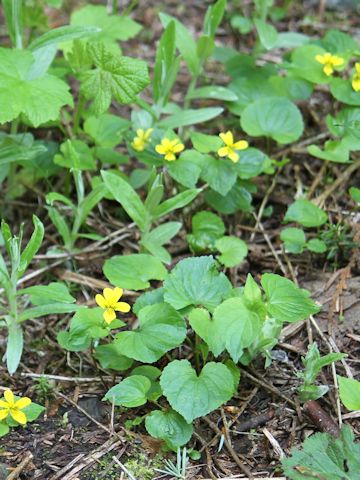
left=94, top=343, right=133, bottom=371
left=215, top=236, right=248, bottom=267
left=254, top=19, right=278, bottom=50
left=0, top=48, right=72, bottom=126
left=350, top=186, right=360, bottom=204
left=84, top=114, right=130, bottom=147
left=290, top=45, right=333, bottom=84
left=166, top=150, right=203, bottom=188
left=308, top=141, right=350, bottom=164
left=22, top=401, right=45, bottom=422
left=103, top=254, right=168, bottom=290
left=200, top=155, right=237, bottom=195
left=18, top=303, right=83, bottom=323
left=307, top=238, right=327, bottom=254
left=70, top=5, right=142, bottom=45
left=235, top=148, right=269, bottom=179
left=240, top=96, right=304, bottom=144
left=29, top=25, right=100, bottom=51
left=154, top=189, right=200, bottom=219
left=338, top=376, right=360, bottom=411
left=188, top=308, right=224, bottom=357
left=280, top=227, right=307, bottom=254
left=101, top=170, right=150, bottom=232
left=158, top=107, right=223, bottom=129
left=282, top=425, right=360, bottom=480
left=0, top=422, right=10, bottom=437
left=0, top=133, right=46, bottom=166
left=159, top=13, right=198, bottom=76
left=141, top=222, right=181, bottom=264
left=153, top=21, right=179, bottom=104
left=145, top=410, right=193, bottom=450
left=54, top=139, right=96, bottom=170
left=203, top=0, right=226, bottom=39
left=6, top=322, right=23, bottom=375
left=115, top=303, right=186, bottom=363
left=321, top=29, right=359, bottom=55
left=261, top=273, right=320, bottom=322
left=160, top=360, right=234, bottom=423
left=47, top=208, right=72, bottom=248
left=18, top=215, right=44, bottom=278
left=131, top=365, right=162, bottom=402
left=205, top=181, right=253, bottom=214
left=274, top=32, right=309, bottom=48
left=190, top=132, right=223, bottom=153
left=284, top=199, right=328, bottom=228
left=330, top=78, right=360, bottom=107
left=81, top=42, right=149, bottom=115
left=188, top=86, right=238, bottom=101
left=2, top=0, right=23, bottom=48
left=103, top=375, right=151, bottom=407
left=187, top=211, right=225, bottom=253
left=19, top=282, right=75, bottom=305
left=163, top=256, right=232, bottom=311
left=133, top=288, right=164, bottom=315
left=213, top=297, right=262, bottom=362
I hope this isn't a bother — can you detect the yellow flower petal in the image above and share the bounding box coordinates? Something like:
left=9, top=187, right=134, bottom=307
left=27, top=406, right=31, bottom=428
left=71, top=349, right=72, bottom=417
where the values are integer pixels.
left=136, top=129, right=145, bottom=139
left=95, top=294, right=107, bottom=308
left=0, top=409, right=9, bottom=421
left=114, top=301, right=131, bottom=313
left=228, top=151, right=239, bottom=162
left=331, top=56, right=344, bottom=67
left=315, top=54, right=326, bottom=64
left=161, top=138, right=172, bottom=148
left=219, top=131, right=233, bottom=146
left=103, top=308, right=116, bottom=324
left=144, top=128, right=153, bottom=140
left=352, top=76, right=360, bottom=92
left=10, top=409, right=27, bottom=425
left=15, top=397, right=31, bottom=409
left=233, top=140, right=249, bottom=151
left=218, top=146, right=229, bottom=157
left=155, top=144, right=166, bottom=155
left=172, top=143, right=185, bottom=153
left=103, top=287, right=122, bottom=305
left=355, top=63, right=360, bottom=74
left=164, top=153, right=176, bottom=161
left=323, top=64, right=333, bottom=76
left=4, top=390, right=14, bottom=406
left=0, top=400, right=9, bottom=408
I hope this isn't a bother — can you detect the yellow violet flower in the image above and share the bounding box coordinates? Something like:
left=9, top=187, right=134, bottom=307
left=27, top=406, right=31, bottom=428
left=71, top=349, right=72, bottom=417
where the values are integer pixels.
left=95, top=287, right=131, bottom=324
left=352, top=63, right=360, bottom=92
left=0, top=389, right=31, bottom=425
left=218, top=131, right=248, bottom=163
left=155, top=138, right=185, bottom=161
left=315, top=52, right=344, bottom=76
left=131, top=128, right=153, bottom=152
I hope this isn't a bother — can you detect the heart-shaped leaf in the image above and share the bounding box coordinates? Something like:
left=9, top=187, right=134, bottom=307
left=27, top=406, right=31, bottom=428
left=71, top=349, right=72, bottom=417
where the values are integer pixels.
left=145, top=409, right=193, bottom=450
left=103, top=375, right=151, bottom=407
left=115, top=303, right=186, bottom=363
left=160, top=360, right=235, bottom=423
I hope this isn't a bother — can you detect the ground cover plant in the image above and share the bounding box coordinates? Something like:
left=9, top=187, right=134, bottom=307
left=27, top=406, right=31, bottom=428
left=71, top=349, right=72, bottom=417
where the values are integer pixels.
left=0, top=0, right=359, bottom=478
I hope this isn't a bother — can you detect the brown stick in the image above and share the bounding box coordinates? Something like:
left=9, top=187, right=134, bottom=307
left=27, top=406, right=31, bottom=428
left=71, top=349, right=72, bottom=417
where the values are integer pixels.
left=7, top=452, right=33, bottom=480
left=202, top=416, right=254, bottom=479
left=304, top=400, right=340, bottom=437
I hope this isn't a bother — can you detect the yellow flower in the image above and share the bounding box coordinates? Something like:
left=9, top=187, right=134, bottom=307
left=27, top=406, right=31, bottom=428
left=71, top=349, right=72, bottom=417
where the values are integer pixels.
left=315, top=52, right=344, bottom=76
left=95, top=287, right=131, bottom=324
left=155, top=138, right=185, bottom=161
left=0, top=389, right=31, bottom=425
left=131, top=128, right=153, bottom=152
left=217, top=131, right=248, bottom=163
left=352, top=63, right=360, bottom=92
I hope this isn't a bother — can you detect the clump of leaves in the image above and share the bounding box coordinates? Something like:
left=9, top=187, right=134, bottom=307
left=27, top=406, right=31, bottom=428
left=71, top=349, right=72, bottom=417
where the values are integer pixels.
left=297, top=342, right=345, bottom=403
left=282, top=425, right=360, bottom=480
